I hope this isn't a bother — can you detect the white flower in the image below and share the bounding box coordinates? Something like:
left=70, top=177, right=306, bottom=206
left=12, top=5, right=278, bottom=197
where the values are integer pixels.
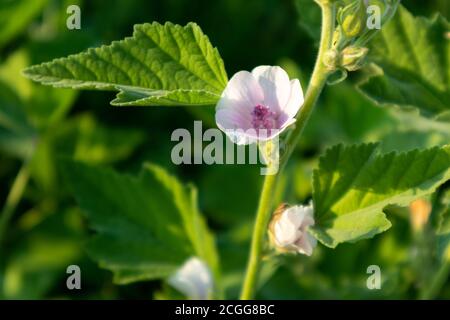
left=270, top=204, right=317, bottom=256
left=167, top=257, right=213, bottom=300
left=215, top=66, right=304, bottom=145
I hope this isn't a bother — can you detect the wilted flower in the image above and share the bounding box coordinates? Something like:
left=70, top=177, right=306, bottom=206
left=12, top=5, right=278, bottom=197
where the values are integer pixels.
left=215, top=66, right=304, bottom=145
left=168, top=257, right=213, bottom=300
left=269, top=203, right=317, bottom=256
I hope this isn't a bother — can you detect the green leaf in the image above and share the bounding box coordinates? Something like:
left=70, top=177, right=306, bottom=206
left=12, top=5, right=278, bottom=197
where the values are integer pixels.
left=61, top=160, right=219, bottom=287
left=23, top=22, right=228, bottom=107
left=0, top=49, right=78, bottom=128
left=0, top=49, right=78, bottom=159
left=53, top=113, right=145, bottom=165
left=0, top=81, right=36, bottom=158
left=0, top=0, right=48, bottom=48
left=2, top=209, right=84, bottom=299
left=310, top=143, right=450, bottom=248
left=27, top=113, right=145, bottom=193
left=294, top=0, right=321, bottom=41
left=358, top=6, right=450, bottom=117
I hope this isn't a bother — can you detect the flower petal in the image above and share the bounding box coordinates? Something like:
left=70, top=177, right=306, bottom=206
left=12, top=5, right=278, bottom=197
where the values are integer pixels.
left=168, top=257, right=213, bottom=300
left=224, top=128, right=258, bottom=145
left=275, top=218, right=299, bottom=246
left=215, top=71, right=264, bottom=138
left=217, top=70, right=263, bottom=113
left=285, top=207, right=305, bottom=228
left=270, top=203, right=317, bottom=256
left=295, top=232, right=316, bottom=256
left=215, top=108, right=251, bottom=131
left=296, top=238, right=312, bottom=256
left=283, top=79, right=304, bottom=119
left=252, top=66, right=291, bottom=112
left=215, top=109, right=259, bottom=145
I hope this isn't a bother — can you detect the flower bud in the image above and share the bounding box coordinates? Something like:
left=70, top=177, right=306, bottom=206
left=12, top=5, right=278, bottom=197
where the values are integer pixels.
left=269, top=203, right=317, bottom=256
left=341, top=46, right=369, bottom=71
left=338, top=0, right=367, bottom=38
left=168, top=257, right=213, bottom=300
left=323, top=49, right=341, bottom=71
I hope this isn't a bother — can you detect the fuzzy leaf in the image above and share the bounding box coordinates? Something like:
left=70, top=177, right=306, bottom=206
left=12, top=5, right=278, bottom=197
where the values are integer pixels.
left=23, top=22, right=228, bottom=106
left=61, top=160, right=219, bottom=285
left=311, top=143, right=450, bottom=248
left=358, top=6, right=450, bottom=117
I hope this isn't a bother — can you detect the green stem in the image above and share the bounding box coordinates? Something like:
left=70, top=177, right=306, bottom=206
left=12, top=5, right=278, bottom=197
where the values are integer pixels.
left=240, top=173, right=278, bottom=300
left=239, top=0, right=334, bottom=300
left=0, top=161, right=31, bottom=246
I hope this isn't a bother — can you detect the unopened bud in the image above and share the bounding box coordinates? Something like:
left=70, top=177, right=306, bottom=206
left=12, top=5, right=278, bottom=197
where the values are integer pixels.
left=168, top=257, right=213, bottom=300
left=338, top=0, right=367, bottom=38
left=323, top=49, right=341, bottom=71
left=341, top=46, right=369, bottom=71
left=269, top=203, right=317, bottom=256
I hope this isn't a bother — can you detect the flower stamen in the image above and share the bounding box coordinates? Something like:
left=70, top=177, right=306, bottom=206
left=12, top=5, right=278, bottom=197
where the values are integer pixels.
left=251, top=104, right=277, bottom=131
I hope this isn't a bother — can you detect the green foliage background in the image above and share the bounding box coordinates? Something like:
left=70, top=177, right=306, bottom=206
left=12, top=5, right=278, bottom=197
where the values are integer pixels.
left=0, top=0, right=449, bottom=299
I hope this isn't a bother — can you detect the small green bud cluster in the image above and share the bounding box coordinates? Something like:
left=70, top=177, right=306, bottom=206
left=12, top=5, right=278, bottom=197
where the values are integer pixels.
left=321, top=0, right=400, bottom=78
left=323, top=46, right=369, bottom=72
left=321, top=0, right=400, bottom=84
left=335, top=0, right=400, bottom=48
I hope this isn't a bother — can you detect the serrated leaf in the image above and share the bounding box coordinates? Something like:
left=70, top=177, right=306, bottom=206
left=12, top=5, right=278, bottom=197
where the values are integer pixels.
left=23, top=22, right=228, bottom=107
left=61, top=160, right=219, bottom=287
left=0, top=0, right=48, bottom=48
left=310, top=143, right=450, bottom=248
left=358, top=6, right=450, bottom=117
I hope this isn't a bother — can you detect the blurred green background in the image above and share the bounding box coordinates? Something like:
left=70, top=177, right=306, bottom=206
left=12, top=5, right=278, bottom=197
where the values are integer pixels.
left=0, top=0, right=449, bottom=299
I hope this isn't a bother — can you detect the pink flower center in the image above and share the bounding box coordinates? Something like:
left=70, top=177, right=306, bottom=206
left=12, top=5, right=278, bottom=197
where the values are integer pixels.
left=251, top=104, right=277, bottom=130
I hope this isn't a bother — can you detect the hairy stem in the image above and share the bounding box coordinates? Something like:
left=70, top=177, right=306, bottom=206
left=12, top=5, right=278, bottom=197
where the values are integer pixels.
left=240, top=0, right=334, bottom=300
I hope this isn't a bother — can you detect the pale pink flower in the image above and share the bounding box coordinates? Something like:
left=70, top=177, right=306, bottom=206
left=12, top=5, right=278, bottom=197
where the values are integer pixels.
left=270, top=204, right=316, bottom=256
left=215, top=66, right=304, bottom=145
left=168, top=257, right=213, bottom=300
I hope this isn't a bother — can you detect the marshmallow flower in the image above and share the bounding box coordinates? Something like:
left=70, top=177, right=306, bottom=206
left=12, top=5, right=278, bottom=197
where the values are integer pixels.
left=168, top=257, right=213, bottom=300
left=270, top=204, right=317, bottom=256
left=215, top=66, right=304, bottom=145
